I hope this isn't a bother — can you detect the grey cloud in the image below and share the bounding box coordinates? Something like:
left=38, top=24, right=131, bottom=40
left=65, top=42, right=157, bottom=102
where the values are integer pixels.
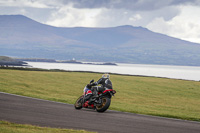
left=63, top=0, right=162, bottom=10
left=170, top=0, right=198, bottom=5
left=61, top=0, right=200, bottom=11
left=4, top=0, right=199, bottom=11
left=92, top=5, right=180, bottom=27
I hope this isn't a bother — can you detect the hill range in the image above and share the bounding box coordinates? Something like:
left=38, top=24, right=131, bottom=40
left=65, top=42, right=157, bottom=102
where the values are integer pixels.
left=0, top=15, right=200, bottom=66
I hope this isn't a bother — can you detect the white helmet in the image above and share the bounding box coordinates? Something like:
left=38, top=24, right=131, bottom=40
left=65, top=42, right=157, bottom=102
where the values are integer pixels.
left=102, top=73, right=110, bottom=78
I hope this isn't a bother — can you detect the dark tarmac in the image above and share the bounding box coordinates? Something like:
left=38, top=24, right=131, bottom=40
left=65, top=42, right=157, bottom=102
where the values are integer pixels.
left=0, top=92, right=200, bottom=133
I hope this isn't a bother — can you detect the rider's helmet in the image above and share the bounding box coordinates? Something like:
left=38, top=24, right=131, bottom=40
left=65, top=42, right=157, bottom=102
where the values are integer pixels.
left=102, top=73, right=110, bottom=78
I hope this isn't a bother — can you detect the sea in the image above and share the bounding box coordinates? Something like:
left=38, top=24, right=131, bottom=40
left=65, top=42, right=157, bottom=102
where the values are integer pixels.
left=26, top=62, right=200, bottom=81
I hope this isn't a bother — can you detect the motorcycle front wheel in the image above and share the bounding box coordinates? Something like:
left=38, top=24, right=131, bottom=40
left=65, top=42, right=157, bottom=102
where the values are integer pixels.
left=96, top=97, right=111, bottom=112
left=74, top=96, right=83, bottom=109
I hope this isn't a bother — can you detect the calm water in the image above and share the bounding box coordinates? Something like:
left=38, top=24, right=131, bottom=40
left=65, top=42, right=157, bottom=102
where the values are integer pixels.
left=26, top=62, right=200, bottom=81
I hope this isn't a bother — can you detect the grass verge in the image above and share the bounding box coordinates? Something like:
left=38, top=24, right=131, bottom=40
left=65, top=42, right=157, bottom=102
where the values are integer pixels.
left=0, top=68, right=200, bottom=122
left=0, top=121, right=96, bottom=133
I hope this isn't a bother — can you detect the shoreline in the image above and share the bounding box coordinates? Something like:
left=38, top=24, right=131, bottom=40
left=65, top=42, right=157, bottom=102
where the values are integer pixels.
left=1, top=66, right=199, bottom=82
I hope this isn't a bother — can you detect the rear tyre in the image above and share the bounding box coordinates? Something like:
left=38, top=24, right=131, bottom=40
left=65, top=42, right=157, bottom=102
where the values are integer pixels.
left=74, top=96, right=83, bottom=109
left=96, top=97, right=111, bottom=112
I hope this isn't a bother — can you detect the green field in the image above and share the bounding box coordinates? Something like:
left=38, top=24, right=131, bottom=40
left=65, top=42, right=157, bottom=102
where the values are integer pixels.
left=0, top=68, right=200, bottom=122
left=0, top=121, right=95, bottom=133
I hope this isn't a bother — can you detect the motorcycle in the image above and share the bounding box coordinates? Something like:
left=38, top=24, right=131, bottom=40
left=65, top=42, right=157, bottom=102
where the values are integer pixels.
left=74, top=79, right=116, bottom=112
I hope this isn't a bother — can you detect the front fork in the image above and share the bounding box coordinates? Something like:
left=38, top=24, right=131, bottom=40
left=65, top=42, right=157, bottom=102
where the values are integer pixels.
left=82, top=94, right=86, bottom=107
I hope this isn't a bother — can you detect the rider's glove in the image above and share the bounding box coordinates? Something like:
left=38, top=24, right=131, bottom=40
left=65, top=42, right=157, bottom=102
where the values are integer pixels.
left=87, top=84, right=92, bottom=89
left=91, top=82, right=97, bottom=86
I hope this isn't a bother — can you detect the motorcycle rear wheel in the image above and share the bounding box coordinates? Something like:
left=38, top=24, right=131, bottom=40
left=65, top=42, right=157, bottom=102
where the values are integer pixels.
left=74, top=96, right=83, bottom=109
left=96, top=97, right=111, bottom=112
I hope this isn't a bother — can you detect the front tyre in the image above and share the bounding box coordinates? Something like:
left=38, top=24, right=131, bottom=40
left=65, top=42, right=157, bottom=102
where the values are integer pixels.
left=96, top=97, right=111, bottom=112
left=74, top=96, right=83, bottom=109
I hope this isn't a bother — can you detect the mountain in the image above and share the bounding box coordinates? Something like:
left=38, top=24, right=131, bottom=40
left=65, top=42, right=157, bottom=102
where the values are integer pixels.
left=1, top=15, right=200, bottom=66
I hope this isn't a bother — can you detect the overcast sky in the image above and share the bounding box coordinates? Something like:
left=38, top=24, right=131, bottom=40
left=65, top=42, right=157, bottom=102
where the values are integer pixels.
left=1, top=0, right=200, bottom=43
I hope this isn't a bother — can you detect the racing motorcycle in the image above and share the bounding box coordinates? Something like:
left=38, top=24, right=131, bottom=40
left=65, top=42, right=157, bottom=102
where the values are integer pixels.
left=74, top=79, right=116, bottom=112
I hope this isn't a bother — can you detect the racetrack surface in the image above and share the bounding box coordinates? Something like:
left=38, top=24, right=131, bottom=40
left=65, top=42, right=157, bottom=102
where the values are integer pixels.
left=0, top=92, right=200, bottom=133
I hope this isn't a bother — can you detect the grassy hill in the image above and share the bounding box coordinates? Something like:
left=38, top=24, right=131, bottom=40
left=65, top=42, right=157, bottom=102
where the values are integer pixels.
left=0, top=68, right=200, bottom=121
left=0, top=56, right=27, bottom=66
left=0, top=56, right=14, bottom=61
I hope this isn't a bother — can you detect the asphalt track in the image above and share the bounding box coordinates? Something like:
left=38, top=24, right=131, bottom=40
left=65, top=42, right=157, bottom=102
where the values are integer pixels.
left=1, top=92, right=200, bottom=133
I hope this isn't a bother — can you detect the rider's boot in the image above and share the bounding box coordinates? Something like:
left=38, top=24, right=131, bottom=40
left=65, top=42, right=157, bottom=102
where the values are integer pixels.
left=88, top=94, right=98, bottom=105
left=92, top=88, right=99, bottom=98
left=88, top=93, right=99, bottom=105
left=88, top=98, right=94, bottom=105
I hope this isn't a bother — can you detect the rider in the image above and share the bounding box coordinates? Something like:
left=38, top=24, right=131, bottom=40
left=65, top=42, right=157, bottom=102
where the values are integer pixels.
left=84, top=73, right=113, bottom=105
